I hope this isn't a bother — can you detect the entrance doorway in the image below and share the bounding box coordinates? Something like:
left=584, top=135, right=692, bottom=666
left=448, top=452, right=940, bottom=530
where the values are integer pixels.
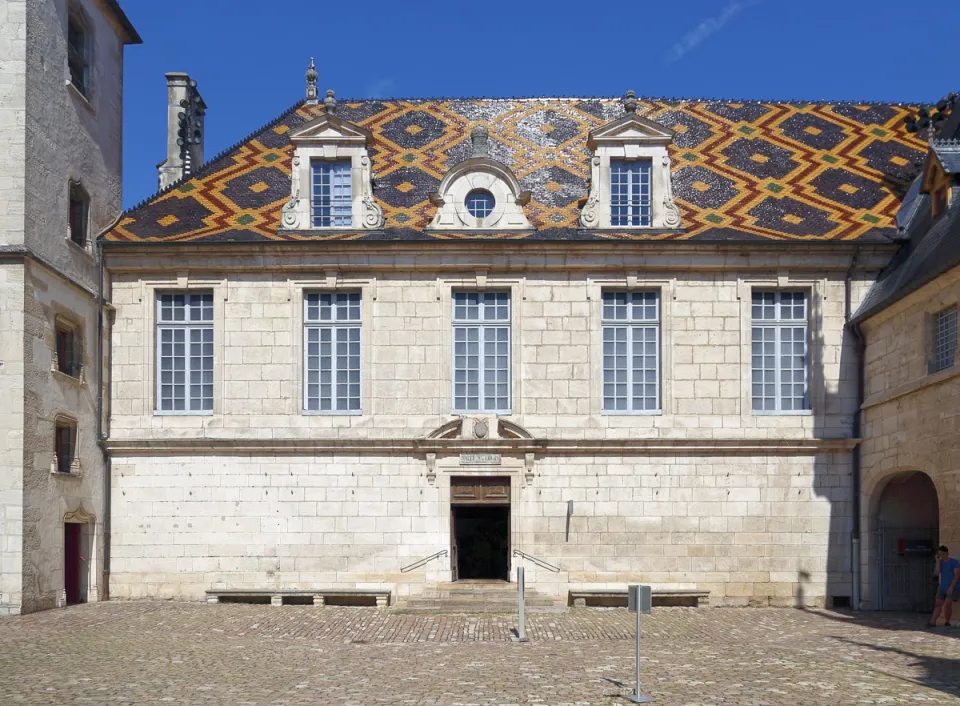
left=64, top=522, right=84, bottom=605
left=450, top=477, right=510, bottom=581
left=875, top=471, right=939, bottom=612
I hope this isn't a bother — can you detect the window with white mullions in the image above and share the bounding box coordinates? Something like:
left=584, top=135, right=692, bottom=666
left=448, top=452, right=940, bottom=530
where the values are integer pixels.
left=931, top=305, right=958, bottom=373
left=311, top=160, right=352, bottom=227
left=610, top=159, right=651, bottom=227
left=751, top=291, right=808, bottom=412
left=156, top=292, right=213, bottom=413
left=304, top=292, right=361, bottom=412
left=601, top=291, right=660, bottom=412
left=453, top=292, right=510, bottom=413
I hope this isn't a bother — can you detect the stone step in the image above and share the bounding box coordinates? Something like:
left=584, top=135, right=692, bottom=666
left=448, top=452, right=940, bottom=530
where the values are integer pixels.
left=400, top=582, right=566, bottom=613
left=400, top=601, right=566, bottom=614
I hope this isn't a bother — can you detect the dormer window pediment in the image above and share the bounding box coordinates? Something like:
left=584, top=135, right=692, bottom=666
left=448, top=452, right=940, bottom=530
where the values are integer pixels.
left=580, top=92, right=682, bottom=231
left=280, top=99, right=384, bottom=231
left=427, top=126, right=533, bottom=231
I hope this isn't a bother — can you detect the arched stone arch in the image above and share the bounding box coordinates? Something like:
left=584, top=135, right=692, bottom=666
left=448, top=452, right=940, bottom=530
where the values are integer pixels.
left=863, top=466, right=946, bottom=527
left=63, top=503, right=96, bottom=524
left=497, top=419, right=535, bottom=440
left=863, top=467, right=942, bottom=611
left=425, top=419, right=462, bottom=440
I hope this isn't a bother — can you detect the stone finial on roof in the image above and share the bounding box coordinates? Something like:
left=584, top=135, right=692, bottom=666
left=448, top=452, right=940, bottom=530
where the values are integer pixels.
left=624, top=90, right=638, bottom=114
left=324, top=89, right=337, bottom=114
left=305, top=58, right=318, bottom=105
left=470, top=125, right=489, bottom=157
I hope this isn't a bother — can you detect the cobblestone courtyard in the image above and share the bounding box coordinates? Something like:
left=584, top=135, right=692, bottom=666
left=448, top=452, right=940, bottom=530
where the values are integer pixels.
left=1, top=603, right=958, bottom=705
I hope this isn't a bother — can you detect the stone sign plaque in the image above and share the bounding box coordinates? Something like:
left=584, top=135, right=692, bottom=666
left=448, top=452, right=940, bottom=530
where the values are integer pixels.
left=459, top=453, right=501, bottom=466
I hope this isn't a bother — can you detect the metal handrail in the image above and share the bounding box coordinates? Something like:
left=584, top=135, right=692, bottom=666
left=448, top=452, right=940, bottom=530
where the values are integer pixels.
left=512, top=549, right=560, bottom=573
left=400, top=549, right=448, bottom=573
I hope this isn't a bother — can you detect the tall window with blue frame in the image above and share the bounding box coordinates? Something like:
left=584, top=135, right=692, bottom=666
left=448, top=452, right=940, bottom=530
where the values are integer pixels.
left=601, top=291, right=660, bottom=412
left=610, top=159, right=651, bottom=227
left=311, top=160, right=352, bottom=227
left=304, top=292, right=361, bottom=413
left=156, top=292, right=214, bottom=413
left=452, top=291, right=510, bottom=413
left=751, top=291, right=809, bottom=412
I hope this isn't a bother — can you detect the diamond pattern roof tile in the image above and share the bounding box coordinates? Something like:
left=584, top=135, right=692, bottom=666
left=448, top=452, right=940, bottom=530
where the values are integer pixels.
left=107, top=97, right=925, bottom=244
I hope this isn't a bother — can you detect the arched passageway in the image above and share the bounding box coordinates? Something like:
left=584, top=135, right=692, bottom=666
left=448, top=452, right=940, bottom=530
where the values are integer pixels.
left=874, top=471, right=939, bottom=611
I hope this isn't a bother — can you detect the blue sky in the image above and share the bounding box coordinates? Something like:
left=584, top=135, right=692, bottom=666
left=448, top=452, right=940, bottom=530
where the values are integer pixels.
left=119, top=0, right=959, bottom=207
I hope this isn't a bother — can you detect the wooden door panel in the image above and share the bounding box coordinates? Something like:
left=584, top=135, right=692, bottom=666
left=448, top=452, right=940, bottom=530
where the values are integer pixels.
left=450, top=477, right=510, bottom=505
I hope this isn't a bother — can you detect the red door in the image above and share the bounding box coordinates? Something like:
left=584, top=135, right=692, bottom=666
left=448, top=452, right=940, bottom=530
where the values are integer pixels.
left=64, top=523, right=82, bottom=604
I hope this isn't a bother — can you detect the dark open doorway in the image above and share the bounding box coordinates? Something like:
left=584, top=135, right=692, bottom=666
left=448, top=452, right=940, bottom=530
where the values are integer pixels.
left=875, top=471, right=939, bottom=612
left=453, top=505, right=510, bottom=580
left=64, top=522, right=84, bottom=605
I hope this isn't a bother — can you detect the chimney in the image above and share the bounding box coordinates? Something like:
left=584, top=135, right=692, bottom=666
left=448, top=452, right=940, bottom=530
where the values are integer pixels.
left=157, top=72, right=206, bottom=190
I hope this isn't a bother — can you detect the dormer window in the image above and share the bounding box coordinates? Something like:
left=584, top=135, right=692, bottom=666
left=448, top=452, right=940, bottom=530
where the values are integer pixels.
left=581, top=91, right=682, bottom=231
left=923, top=141, right=958, bottom=221
left=280, top=90, right=383, bottom=231
left=428, top=126, right=532, bottom=231
left=311, top=160, right=352, bottom=227
left=610, top=159, right=652, bottom=227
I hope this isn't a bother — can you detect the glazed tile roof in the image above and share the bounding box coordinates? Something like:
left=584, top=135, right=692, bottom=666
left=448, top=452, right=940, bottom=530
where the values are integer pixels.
left=106, top=97, right=927, bottom=244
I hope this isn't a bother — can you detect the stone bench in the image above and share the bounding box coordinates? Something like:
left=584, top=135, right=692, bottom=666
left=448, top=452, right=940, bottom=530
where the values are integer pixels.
left=205, top=588, right=390, bottom=609
left=569, top=588, right=710, bottom=608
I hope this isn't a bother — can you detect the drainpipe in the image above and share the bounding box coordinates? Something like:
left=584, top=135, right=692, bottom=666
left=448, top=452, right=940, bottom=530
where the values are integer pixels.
left=95, top=232, right=113, bottom=600
left=844, top=248, right=865, bottom=610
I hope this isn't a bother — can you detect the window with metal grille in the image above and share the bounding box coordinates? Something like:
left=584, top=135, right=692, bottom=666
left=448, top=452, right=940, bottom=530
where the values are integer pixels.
left=55, top=320, right=81, bottom=378
left=304, top=292, right=361, bottom=412
left=156, top=292, right=213, bottom=413
left=602, top=291, right=660, bottom=412
left=610, top=159, right=651, bottom=227
left=751, top=291, right=809, bottom=412
left=55, top=419, right=77, bottom=474
left=69, top=183, right=89, bottom=248
left=453, top=291, right=510, bottom=413
left=931, top=305, right=958, bottom=373
left=67, top=9, right=90, bottom=97
left=311, top=160, right=352, bottom=227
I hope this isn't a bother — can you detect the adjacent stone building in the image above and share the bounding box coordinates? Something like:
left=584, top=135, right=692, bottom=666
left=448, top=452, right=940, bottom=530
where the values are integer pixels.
left=98, top=70, right=931, bottom=609
left=852, top=98, right=960, bottom=612
left=0, top=0, right=140, bottom=614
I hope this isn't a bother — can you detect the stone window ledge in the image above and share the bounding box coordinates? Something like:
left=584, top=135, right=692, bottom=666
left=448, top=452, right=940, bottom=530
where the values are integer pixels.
left=153, top=410, right=215, bottom=416
left=52, top=369, right=86, bottom=387
left=50, top=469, right=82, bottom=480
left=751, top=409, right=813, bottom=416
left=65, top=234, right=95, bottom=258
left=601, top=410, right=663, bottom=416
left=65, top=81, right=95, bottom=114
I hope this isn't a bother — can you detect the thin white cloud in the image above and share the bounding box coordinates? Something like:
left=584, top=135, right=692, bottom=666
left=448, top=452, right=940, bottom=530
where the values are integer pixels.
left=663, top=0, right=762, bottom=66
left=365, top=78, right=396, bottom=99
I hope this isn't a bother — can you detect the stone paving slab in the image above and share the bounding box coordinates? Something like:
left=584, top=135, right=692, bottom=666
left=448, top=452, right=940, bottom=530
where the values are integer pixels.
left=0, top=603, right=958, bottom=705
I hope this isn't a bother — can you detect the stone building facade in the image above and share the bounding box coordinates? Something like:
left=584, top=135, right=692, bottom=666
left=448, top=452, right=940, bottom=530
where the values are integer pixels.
left=0, top=0, right=139, bottom=615
left=98, top=77, right=929, bottom=608
left=853, top=104, right=960, bottom=612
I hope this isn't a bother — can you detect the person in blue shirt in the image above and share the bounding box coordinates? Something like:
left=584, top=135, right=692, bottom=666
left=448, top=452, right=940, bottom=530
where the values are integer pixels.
left=928, top=545, right=960, bottom=628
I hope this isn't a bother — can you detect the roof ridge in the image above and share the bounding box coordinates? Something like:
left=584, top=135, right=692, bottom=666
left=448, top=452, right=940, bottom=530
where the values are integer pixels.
left=324, top=94, right=924, bottom=107
left=122, top=98, right=307, bottom=215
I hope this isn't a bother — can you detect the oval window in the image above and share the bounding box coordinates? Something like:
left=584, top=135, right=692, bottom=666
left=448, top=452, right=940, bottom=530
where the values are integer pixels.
left=465, top=190, right=495, bottom=219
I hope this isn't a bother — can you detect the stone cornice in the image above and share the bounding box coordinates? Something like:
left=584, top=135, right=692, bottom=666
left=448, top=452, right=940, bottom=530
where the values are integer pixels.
left=861, top=364, right=960, bottom=411
left=104, top=436, right=859, bottom=456
left=102, top=241, right=895, bottom=275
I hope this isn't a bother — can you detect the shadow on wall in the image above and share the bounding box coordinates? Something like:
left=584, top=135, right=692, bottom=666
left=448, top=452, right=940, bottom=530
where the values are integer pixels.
left=810, top=293, right=854, bottom=611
